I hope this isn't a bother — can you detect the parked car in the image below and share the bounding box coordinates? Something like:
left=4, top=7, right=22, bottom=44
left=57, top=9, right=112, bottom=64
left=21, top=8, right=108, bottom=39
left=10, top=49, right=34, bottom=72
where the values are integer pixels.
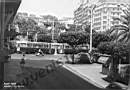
left=75, top=52, right=93, bottom=64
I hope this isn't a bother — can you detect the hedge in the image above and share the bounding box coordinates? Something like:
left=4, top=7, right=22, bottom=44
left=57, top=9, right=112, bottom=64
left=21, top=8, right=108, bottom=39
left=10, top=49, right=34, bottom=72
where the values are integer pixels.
left=64, top=49, right=88, bottom=54
left=97, top=41, right=129, bottom=59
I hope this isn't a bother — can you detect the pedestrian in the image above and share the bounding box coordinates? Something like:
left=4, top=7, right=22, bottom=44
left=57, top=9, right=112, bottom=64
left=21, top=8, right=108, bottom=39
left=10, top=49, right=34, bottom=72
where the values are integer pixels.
left=17, top=44, right=20, bottom=54
left=20, top=52, right=25, bottom=67
left=37, top=49, right=44, bottom=56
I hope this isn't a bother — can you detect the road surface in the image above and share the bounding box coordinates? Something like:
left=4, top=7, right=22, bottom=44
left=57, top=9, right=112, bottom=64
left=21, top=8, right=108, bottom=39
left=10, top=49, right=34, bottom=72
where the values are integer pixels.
left=4, top=54, right=108, bottom=89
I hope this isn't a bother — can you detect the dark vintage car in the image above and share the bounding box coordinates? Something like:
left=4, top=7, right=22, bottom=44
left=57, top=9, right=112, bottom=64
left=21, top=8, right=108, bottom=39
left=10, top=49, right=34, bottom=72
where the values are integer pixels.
left=75, top=52, right=94, bottom=64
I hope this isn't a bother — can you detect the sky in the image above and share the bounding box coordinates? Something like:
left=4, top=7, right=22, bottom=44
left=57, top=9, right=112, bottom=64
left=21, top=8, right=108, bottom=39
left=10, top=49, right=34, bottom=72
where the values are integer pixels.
left=18, top=0, right=81, bottom=19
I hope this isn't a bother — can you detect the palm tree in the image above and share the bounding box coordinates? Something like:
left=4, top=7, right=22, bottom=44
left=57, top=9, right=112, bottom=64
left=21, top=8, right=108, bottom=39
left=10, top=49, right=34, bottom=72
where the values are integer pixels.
left=110, top=6, right=130, bottom=43
left=106, top=6, right=130, bottom=82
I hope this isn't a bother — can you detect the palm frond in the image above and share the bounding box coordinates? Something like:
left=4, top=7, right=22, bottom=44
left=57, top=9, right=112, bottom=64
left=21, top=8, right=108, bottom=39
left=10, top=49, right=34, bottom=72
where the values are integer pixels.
left=117, top=33, right=127, bottom=42
left=110, top=6, right=130, bottom=43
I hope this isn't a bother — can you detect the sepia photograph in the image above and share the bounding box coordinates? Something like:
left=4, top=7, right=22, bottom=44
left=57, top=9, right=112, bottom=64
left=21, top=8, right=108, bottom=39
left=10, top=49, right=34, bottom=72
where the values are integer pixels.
left=0, top=0, right=130, bottom=90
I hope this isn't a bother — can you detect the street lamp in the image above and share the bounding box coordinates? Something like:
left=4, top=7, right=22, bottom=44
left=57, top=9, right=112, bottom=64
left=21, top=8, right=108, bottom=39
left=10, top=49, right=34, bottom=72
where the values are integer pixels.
left=52, top=20, right=55, bottom=42
left=89, top=5, right=96, bottom=53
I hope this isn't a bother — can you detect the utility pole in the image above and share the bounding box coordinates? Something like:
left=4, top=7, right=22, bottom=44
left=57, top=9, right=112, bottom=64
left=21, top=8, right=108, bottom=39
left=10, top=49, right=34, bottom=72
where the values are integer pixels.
left=52, top=20, right=55, bottom=42
left=0, top=0, right=5, bottom=88
left=35, top=32, right=38, bottom=42
left=89, top=8, right=93, bottom=53
left=89, top=5, right=96, bottom=53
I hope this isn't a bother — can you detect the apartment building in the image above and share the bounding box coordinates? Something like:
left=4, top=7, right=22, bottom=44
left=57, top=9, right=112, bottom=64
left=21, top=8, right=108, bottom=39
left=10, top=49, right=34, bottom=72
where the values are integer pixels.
left=74, top=3, right=91, bottom=25
left=93, top=2, right=125, bottom=32
left=74, top=0, right=129, bottom=32
left=74, top=0, right=98, bottom=25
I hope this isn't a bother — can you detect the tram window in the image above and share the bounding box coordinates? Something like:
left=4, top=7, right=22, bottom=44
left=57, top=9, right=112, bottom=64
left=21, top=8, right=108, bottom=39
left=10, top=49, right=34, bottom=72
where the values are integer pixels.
left=21, top=43, right=27, bottom=47
left=33, top=43, right=36, bottom=48
left=65, top=46, right=69, bottom=49
left=27, top=43, right=32, bottom=47
left=38, top=44, right=43, bottom=48
left=44, top=44, right=48, bottom=48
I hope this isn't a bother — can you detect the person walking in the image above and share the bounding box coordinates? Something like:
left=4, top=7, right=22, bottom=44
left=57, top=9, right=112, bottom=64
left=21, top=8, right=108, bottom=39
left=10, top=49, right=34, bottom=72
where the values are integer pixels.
left=20, top=52, right=26, bottom=67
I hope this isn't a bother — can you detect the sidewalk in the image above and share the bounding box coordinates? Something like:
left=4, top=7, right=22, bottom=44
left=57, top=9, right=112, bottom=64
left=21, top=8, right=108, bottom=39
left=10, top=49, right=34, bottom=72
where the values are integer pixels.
left=63, top=63, right=128, bottom=90
left=64, top=63, right=109, bottom=89
left=59, top=54, right=128, bottom=89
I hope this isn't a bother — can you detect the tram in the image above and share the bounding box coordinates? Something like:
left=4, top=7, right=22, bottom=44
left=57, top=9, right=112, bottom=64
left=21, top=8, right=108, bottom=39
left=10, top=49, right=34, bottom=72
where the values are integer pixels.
left=14, top=41, right=71, bottom=50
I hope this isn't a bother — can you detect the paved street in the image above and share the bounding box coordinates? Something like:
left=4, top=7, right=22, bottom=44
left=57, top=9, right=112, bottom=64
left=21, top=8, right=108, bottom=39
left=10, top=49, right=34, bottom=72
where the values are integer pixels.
left=4, top=54, right=105, bottom=89
left=11, top=53, right=66, bottom=61
left=4, top=54, right=127, bottom=90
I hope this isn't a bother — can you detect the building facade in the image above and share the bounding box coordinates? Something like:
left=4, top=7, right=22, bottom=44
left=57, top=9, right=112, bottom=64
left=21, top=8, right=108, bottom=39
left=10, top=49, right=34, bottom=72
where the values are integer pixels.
left=74, top=0, right=98, bottom=25
left=74, top=0, right=129, bottom=32
left=93, top=2, right=125, bottom=32
left=74, top=3, right=91, bottom=25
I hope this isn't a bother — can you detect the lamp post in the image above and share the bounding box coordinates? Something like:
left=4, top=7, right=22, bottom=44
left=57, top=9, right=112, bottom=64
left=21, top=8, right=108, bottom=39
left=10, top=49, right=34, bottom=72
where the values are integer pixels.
left=35, top=32, right=38, bottom=42
left=89, top=5, right=96, bottom=53
left=52, top=20, right=55, bottom=42
left=89, top=8, right=93, bottom=53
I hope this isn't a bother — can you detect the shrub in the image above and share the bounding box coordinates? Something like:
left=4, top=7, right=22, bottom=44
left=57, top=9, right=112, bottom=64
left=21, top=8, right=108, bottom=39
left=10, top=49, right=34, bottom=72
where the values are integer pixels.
left=98, top=41, right=129, bottom=84
left=64, top=49, right=88, bottom=54
left=97, top=41, right=129, bottom=57
left=64, top=49, right=78, bottom=54
left=117, top=65, right=130, bottom=85
left=97, top=41, right=129, bottom=64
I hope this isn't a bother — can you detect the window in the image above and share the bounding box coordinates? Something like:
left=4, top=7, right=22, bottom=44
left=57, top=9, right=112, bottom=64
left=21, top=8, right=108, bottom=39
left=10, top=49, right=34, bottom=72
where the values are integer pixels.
left=103, top=21, right=107, bottom=24
left=103, top=16, right=107, bottom=19
left=103, top=26, right=106, bottom=29
left=117, top=12, right=120, bottom=15
left=113, top=12, right=115, bottom=15
left=113, top=7, right=116, bottom=10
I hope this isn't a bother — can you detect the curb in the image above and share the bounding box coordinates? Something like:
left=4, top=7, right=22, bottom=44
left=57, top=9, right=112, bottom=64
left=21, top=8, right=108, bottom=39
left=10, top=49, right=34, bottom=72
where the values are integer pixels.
left=113, top=82, right=128, bottom=90
left=63, top=65, right=107, bottom=89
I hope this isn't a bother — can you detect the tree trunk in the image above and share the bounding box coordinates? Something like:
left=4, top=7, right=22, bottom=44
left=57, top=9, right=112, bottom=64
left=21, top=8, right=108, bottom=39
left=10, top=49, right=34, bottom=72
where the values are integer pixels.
left=71, top=47, right=75, bottom=64
left=72, top=54, right=75, bottom=64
